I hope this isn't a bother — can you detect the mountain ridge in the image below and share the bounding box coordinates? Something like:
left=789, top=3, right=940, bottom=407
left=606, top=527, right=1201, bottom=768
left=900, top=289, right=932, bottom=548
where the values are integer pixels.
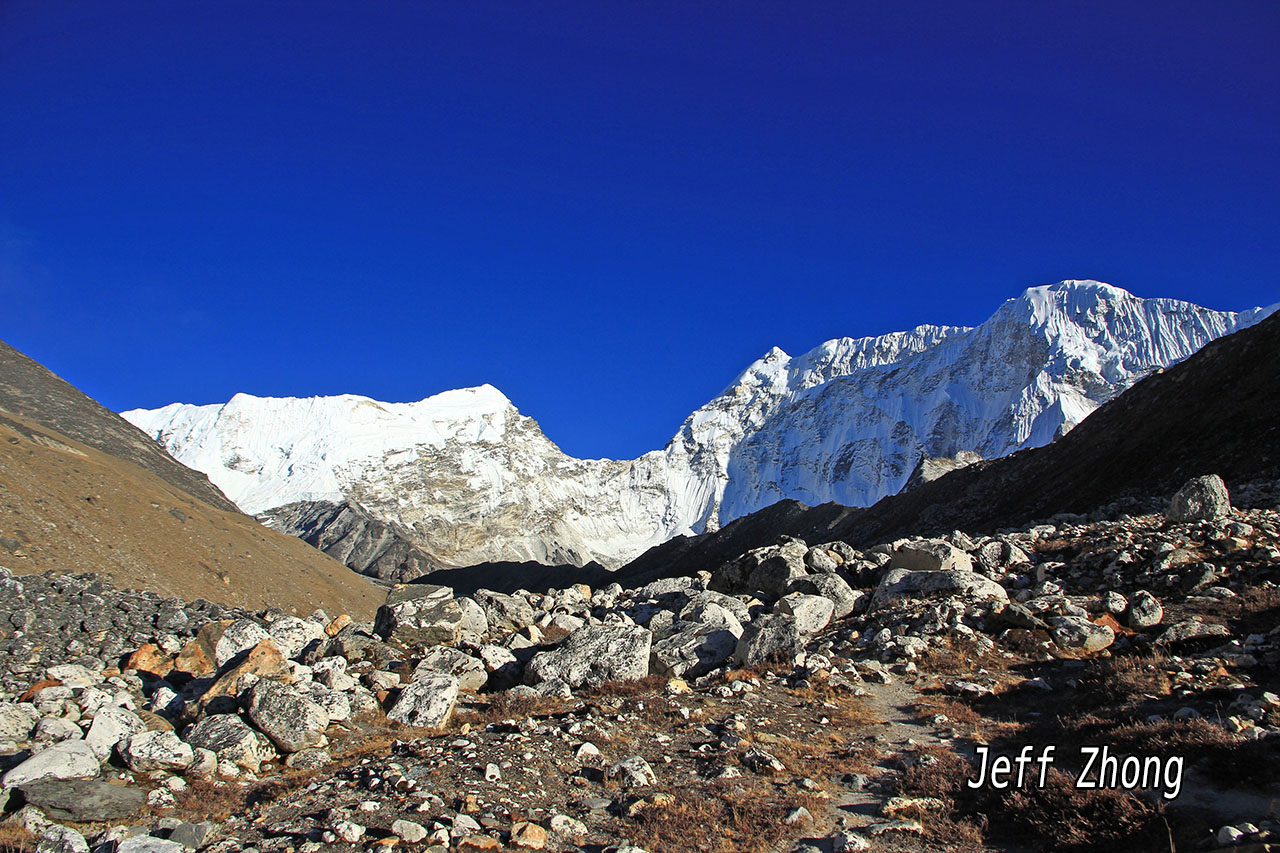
left=123, top=280, right=1274, bottom=571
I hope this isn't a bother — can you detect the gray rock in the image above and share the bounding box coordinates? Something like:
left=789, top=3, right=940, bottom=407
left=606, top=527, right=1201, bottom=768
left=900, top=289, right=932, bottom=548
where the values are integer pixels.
left=887, top=539, right=975, bottom=573
left=35, top=826, right=89, bottom=853
left=2, top=740, right=100, bottom=788
left=386, top=674, right=459, bottom=729
left=650, top=603, right=742, bottom=678
left=712, top=538, right=809, bottom=598
left=84, top=705, right=147, bottom=761
left=121, top=730, right=194, bottom=772
left=115, top=837, right=186, bottom=853
left=1167, top=474, right=1232, bottom=523
left=786, top=573, right=862, bottom=619
left=775, top=593, right=834, bottom=635
left=374, top=586, right=487, bottom=647
left=414, top=646, right=487, bottom=692
left=1126, top=590, right=1163, bottom=629
left=525, top=625, right=652, bottom=688
left=804, top=547, right=840, bottom=573
left=869, top=568, right=1007, bottom=611
left=1048, top=615, right=1115, bottom=652
left=0, top=702, right=38, bottom=741
left=1157, top=619, right=1231, bottom=646
left=184, top=714, right=272, bottom=774
left=472, top=590, right=536, bottom=631
left=167, top=821, right=216, bottom=850
left=213, top=619, right=271, bottom=668
left=732, top=613, right=802, bottom=668
left=606, top=755, right=658, bottom=788
left=247, top=678, right=330, bottom=753
left=17, top=778, right=145, bottom=822
left=294, top=680, right=351, bottom=723
left=267, top=616, right=326, bottom=660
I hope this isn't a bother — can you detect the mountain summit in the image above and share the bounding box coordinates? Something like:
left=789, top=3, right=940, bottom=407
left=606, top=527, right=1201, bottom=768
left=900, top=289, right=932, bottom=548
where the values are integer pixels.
left=123, top=281, right=1272, bottom=572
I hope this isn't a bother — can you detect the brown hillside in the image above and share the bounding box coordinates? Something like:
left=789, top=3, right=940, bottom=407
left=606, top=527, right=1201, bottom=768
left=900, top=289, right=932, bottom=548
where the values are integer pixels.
left=0, top=407, right=380, bottom=619
left=0, top=340, right=238, bottom=512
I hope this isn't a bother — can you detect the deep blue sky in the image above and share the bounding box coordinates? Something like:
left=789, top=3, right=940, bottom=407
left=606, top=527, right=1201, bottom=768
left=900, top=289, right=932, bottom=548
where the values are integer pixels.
left=2, top=2, right=1276, bottom=459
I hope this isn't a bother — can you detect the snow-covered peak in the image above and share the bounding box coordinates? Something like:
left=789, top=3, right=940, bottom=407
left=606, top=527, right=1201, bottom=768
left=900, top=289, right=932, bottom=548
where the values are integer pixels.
left=124, top=280, right=1271, bottom=570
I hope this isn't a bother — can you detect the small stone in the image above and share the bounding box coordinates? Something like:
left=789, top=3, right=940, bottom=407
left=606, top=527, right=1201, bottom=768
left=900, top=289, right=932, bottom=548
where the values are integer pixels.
left=509, top=821, right=548, bottom=849
left=606, top=755, right=658, bottom=788
left=392, top=819, right=428, bottom=843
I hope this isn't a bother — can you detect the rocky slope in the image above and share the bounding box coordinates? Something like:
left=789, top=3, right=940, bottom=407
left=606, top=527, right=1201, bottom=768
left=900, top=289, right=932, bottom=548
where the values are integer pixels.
left=124, top=281, right=1273, bottom=574
left=0, top=473, right=1276, bottom=852
left=0, top=344, right=383, bottom=618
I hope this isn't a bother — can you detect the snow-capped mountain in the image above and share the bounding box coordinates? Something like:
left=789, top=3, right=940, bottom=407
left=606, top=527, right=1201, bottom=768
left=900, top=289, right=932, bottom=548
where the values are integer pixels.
left=123, top=281, right=1273, bottom=570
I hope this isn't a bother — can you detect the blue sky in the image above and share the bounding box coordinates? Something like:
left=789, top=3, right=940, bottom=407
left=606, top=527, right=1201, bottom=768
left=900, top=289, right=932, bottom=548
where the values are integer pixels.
left=2, top=1, right=1276, bottom=459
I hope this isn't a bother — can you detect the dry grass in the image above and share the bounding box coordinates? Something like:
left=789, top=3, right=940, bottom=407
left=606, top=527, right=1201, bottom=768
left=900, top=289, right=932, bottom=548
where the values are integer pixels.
left=1000, top=769, right=1171, bottom=853
left=894, top=744, right=1172, bottom=853
left=451, top=691, right=570, bottom=729
left=171, top=779, right=250, bottom=824
left=624, top=782, right=825, bottom=853
left=916, top=635, right=1011, bottom=676
left=583, top=673, right=669, bottom=698
left=0, top=826, right=34, bottom=853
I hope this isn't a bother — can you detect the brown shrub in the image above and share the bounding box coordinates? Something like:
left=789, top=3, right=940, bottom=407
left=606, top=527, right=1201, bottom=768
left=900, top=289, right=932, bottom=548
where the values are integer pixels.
left=1000, top=769, right=1171, bottom=853
left=625, top=783, right=824, bottom=853
left=0, top=825, right=34, bottom=853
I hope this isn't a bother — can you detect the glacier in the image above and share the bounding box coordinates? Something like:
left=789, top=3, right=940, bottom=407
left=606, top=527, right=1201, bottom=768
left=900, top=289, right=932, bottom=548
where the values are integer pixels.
left=122, top=281, right=1274, bottom=570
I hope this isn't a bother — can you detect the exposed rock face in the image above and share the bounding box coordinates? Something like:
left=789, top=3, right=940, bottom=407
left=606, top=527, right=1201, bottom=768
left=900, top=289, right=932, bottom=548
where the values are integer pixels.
left=733, top=614, right=803, bottom=668
left=902, top=451, right=984, bottom=492
left=258, top=500, right=443, bottom=584
left=125, top=282, right=1267, bottom=571
left=1167, top=474, right=1232, bottom=523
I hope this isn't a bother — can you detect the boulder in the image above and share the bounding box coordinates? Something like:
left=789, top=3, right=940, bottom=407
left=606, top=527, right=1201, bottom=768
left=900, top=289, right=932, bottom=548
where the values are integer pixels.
left=246, top=678, right=330, bottom=753
left=414, top=647, right=487, bottom=692
left=2, top=740, right=100, bottom=788
left=197, top=639, right=291, bottom=713
left=213, top=619, right=271, bottom=668
left=374, top=586, right=487, bottom=647
left=294, top=680, right=352, bottom=723
left=785, top=573, right=862, bottom=619
left=525, top=625, right=652, bottom=688
left=732, top=613, right=802, bottom=668
left=0, top=703, right=37, bottom=742
left=386, top=674, right=459, bottom=729
left=887, top=539, right=974, bottom=574
left=120, top=730, right=194, bottom=772
left=472, top=590, right=536, bottom=631
left=775, top=593, right=835, bottom=635
left=183, top=714, right=273, bottom=774
left=84, top=705, right=147, bottom=762
left=1156, top=619, right=1231, bottom=646
left=712, top=538, right=809, bottom=598
left=804, top=546, right=841, bottom=573
left=267, top=616, right=326, bottom=660
left=1048, top=616, right=1115, bottom=653
left=869, top=568, right=1007, bottom=612
left=1167, top=474, right=1232, bottom=523
left=17, top=778, right=145, bottom=822
left=1126, top=590, right=1163, bottom=629
left=649, top=603, right=742, bottom=678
